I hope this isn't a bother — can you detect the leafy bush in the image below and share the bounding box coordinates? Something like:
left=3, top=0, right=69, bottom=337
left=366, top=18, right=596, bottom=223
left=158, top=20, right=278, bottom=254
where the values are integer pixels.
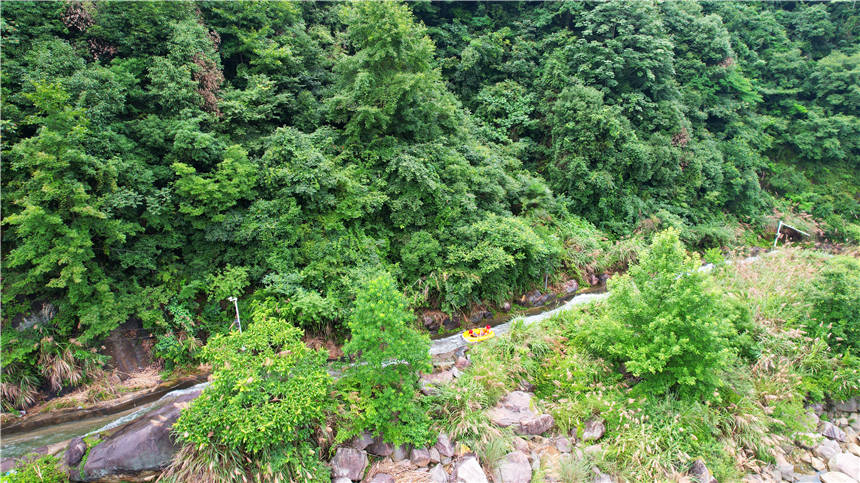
left=806, top=256, right=860, bottom=355
left=583, top=228, right=740, bottom=400
left=167, top=303, right=332, bottom=482
left=152, top=333, right=199, bottom=371
left=338, top=273, right=433, bottom=446
left=1, top=454, right=67, bottom=483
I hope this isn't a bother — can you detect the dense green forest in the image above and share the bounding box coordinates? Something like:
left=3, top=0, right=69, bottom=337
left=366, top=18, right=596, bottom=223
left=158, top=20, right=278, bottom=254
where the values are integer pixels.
left=1, top=1, right=858, bottom=408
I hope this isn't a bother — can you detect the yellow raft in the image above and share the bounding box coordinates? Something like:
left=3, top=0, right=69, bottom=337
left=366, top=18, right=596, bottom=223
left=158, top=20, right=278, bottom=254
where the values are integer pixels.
left=462, top=326, right=495, bottom=343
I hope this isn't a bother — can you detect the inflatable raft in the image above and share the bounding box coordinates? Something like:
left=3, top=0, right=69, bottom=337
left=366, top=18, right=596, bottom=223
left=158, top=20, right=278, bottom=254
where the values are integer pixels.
left=462, top=325, right=495, bottom=343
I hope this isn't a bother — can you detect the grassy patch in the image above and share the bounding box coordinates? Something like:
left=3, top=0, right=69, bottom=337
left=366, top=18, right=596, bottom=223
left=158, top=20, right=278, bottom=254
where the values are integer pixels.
left=429, top=247, right=859, bottom=481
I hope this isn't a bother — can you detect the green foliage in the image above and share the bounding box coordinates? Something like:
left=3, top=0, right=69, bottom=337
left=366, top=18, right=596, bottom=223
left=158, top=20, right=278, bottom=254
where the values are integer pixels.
left=2, top=0, right=858, bottom=418
left=170, top=305, right=331, bottom=482
left=338, top=273, right=432, bottom=446
left=0, top=454, right=67, bottom=483
left=806, top=256, right=860, bottom=355
left=584, top=229, right=741, bottom=400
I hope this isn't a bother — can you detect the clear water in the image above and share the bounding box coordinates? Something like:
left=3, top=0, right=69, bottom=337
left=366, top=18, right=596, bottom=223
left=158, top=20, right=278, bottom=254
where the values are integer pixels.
left=0, top=382, right=209, bottom=460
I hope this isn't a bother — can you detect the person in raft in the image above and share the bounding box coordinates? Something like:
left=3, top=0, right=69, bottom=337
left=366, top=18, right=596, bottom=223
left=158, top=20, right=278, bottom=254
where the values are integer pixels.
left=468, top=325, right=491, bottom=337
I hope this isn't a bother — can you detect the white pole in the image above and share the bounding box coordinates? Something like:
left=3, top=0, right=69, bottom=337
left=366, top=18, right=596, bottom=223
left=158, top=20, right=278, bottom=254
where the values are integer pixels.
left=228, top=296, right=242, bottom=332
left=773, top=220, right=783, bottom=248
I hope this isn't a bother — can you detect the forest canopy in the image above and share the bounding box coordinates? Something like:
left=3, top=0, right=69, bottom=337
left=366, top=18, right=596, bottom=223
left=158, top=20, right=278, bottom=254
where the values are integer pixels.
left=1, top=1, right=858, bottom=404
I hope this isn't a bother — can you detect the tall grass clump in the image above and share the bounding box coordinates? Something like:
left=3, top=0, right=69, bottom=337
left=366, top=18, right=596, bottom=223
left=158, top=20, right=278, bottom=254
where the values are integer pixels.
left=806, top=255, right=860, bottom=355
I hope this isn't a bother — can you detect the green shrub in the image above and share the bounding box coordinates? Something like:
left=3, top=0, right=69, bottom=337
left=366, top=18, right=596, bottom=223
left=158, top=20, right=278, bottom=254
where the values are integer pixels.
left=806, top=256, right=860, bottom=355
left=584, top=228, right=739, bottom=400
left=167, top=303, right=332, bottom=482
left=152, top=333, right=200, bottom=371
left=1, top=454, right=66, bottom=483
left=338, top=273, right=433, bottom=446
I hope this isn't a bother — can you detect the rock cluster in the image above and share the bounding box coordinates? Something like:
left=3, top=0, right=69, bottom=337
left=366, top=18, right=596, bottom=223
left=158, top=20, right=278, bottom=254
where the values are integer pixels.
left=744, top=398, right=860, bottom=483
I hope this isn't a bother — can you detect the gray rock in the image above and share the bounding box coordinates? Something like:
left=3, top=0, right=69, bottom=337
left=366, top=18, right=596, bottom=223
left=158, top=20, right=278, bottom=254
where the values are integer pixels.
left=430, top=447, right=441, bottom=463
left=518, top=414, right=554, bottom=435
left=815, top=438, right=842, bottom=460
left=774, top=453, right=794, bottom=481
left=80, top=388, right=203, bottom=481
left=331, top=447, right=368, bottom=481
left=582, top=418, right=606, bottom=442
left=833, top=398, right=859, bottom=413
left=455, top=456, right=488, bottom=483
left=393, top=444, right=411, bottom=462
left=64, top=437, right=87, bottom=467
left=594, top=472, right=614, bottom=483
left=350, top=432, right=374, bottom=451
left=367, top=437, right=394, bottom=457
left=333, top=478, right=353, bottom=483
left=488, top=391, right=554, bottom=435
left=812, top=456, right=828, bottom=471
left=562, top=279, right=579, bottom=295
left=492, top=451, right=531, bottom=483
left=370, top=474, right=395, bottom=483
left=584, top=444, right=603, bottom=457
left=411, top=447, right=431, bottom=467
left=828, top=452, right=860, bottom=480
left=436, top=433, right=456, bottom=458
left=512, top=437, right=529, bottom=454
left=821, top=421, right=848, bottom=442
left=794, top=474, right=821, bottom=483
left=423, top=370, right=455, bottom=386
left=502, top=302, right=512, bottom=312
left=555, top=437, right=572, bottom=453
left=455, top=357, right=471, bottom=370
left=689, top=459, right=717, bottom=483
left=430, top=464, right=449, bottom=483
left=819, top=472, right=855, bottom=483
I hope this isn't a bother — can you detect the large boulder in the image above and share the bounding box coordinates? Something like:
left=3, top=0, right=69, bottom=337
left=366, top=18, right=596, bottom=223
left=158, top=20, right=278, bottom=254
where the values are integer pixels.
left=833, top=398, right=859, bottom=412
left=78, top=388, right=202, bottom=481
left=820, top=472, right=855, bottom=483
left=331, top=447, right=368, bottom=481
left=815, top=439, right=842, bottom=460
left=520, top=414, right=554, bottom=436
left=436, top=433, right=456, bottom=458
left=392, top=444, right=411, bottom=462
left=64, top=437, right=87, bottom=467
left=430, top=464, right=449, bottom=483
left=582, top=418, right=605, bottom=442
left=455, top=456, right=488, bottom=483
left=828, top=452, right=860, bottom=480
left=561, top=280, right=579, bottom=295
left=411, top=447, right=431, bottom=467
left=488, top=391, right=554, bottom=435
left=492, top=451, right=531, bottom=483
left=349, top=432, right=374, bottom=451
left=367, top=437, right=394, bottom=457
left=821, top=421, right=848, bottom=443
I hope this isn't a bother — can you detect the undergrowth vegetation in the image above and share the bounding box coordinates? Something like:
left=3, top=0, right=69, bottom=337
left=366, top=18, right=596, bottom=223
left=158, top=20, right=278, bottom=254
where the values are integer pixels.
left=336, top=273, right=433, bottom=446
left=2, top=0, right=857, bottom=409
left=427, top=237, right=859, bottom=481
left=164, top=304, right=333, bottom=482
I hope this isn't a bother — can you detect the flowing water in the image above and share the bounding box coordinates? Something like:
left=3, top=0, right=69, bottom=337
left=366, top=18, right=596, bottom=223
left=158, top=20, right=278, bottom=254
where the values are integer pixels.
left=0, top=382, right=209, bottom=460
left=1, top=254, right=766, bottom=461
